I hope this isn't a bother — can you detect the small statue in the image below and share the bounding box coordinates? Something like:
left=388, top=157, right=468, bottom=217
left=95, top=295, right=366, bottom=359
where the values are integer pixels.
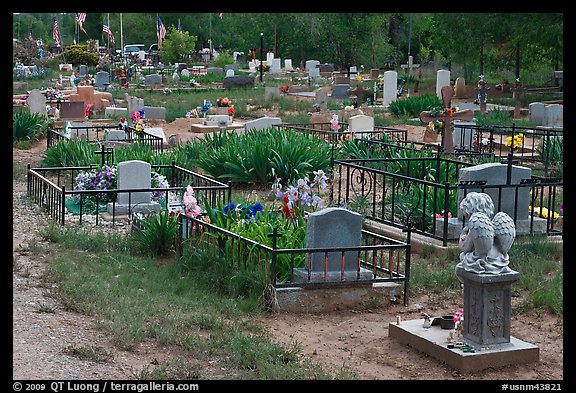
left=422, top=313, right=431, bottom=328
left=456, top=192, right=516, bottom=274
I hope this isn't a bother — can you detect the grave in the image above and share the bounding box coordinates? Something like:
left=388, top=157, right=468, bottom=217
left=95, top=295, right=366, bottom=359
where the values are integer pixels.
left=144, top=74, right=163, bottom=87
left=224, top=64, right=239, bottom=74
left=270, top=58, right=282, bottom=74
left=207, top=67, right=223, bottom=75
left=125, top=94, right=144, bottom=115
left=292, top=207, right=373, bottom=283
left=59, top=101, right=86, bottom=120
left=244, top=116, right=282, bottom=132
left=436, top=69, right=451, bottom=100
left=382, top=70, right=398, bottom=107
left=331, top=84, right=351, bottom=99
left=435, top=162, right=547, bottom=238
left=400, top=55, right=420, bottom=97
left=420, top=85, right=474, bottom=153
left=264, top=86, right=280, bottom=101
left=107, top=160, right=162, bottom=215
left=284, top=59, right=293, bottom=71
left=78, top=65, right=88, bottom=77
left=26, top=89, right=47, bottom=116
left=105, top=107, right=129, bottom=118
left=104, top=129, right=127, bottom=141
left=511, top=84, right=527, bottom=119
left=390, top=192, right=539, bottom=373
left=454, top=76, right=466, bottom=98
left=314, top=87, right=328, bottom=108
left=222, top=75, right=255, bottom=89
left=225, top=69, right=235, bottom=77
left=348, top=114, right=374, bottom=138
left=95, top=71, right=110, bottom=89
left=142, top=106, right=166, bottom=120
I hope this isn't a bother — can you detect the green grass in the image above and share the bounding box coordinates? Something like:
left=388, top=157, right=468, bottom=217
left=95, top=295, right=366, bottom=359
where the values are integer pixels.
left=43, top=224, right=346, bottom=379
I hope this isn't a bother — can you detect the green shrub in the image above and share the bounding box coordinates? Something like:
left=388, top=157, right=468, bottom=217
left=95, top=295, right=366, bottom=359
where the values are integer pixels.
left=13, top=110, right=49, bottom=142
left=211, top=50, right=235, bottom=69
left=63, top=45, right=99, bottom=66
left=41, top=140, right=100, bottom=167
left=130, top=210, right=179, bottom=257
left=388, top=93, right=441, bottom=118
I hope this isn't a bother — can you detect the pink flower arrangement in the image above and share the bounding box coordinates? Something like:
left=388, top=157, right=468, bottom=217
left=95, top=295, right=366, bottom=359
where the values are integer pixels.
left=453, top=309, right=463, bottom=324
left=183, top=185, right=201, bottom=218
left=435, top=211, right=453, bottom=218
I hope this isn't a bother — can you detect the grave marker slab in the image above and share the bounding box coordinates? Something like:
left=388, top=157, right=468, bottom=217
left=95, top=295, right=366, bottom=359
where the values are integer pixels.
left=244, top=116, right=282, bottom=132
left=26, top=89, right=47, bottom=116
left=107, top=160, right=161, bottom=215
left=59, top=101, right=86, bottom=120
left=436, top=69, right=451, bottom=100
left=382, top=70, right=398, bottom=107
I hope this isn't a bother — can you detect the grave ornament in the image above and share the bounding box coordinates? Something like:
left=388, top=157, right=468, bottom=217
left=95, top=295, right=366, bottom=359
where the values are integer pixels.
left=419, top=86, right=474, bottom=153
left=456, top=192, right=516, bottom=275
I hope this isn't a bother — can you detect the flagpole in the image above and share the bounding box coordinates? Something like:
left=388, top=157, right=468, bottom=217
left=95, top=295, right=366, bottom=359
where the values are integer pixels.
left=209, top=13, right=212, bottom=61
left=107, top=13, right=110, bottom=52
left=120, top=13, right=123, bottom=59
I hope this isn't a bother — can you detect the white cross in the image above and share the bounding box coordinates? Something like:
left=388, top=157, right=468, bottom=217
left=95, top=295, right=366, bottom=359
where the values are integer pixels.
left=401, top=56, right=420, bottom=97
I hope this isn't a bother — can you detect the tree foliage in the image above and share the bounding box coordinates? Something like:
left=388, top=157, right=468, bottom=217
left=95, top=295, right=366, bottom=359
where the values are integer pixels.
left=159, top=27, right=198, bottom=64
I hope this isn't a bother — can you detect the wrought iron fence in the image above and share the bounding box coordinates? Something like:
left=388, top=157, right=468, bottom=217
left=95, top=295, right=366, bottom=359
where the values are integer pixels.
left=178, top=214, right=413, bottom=305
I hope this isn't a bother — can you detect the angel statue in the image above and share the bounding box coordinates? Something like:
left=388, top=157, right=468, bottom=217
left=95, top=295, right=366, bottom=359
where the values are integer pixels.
left=456, top=192, right=516, bottom=274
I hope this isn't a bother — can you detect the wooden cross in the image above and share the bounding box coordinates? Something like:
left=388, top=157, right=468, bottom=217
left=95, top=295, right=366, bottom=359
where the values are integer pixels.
left=400, top=55, right=420, bottom=97
left=347, top=85, right=372, bottom=106
left=475, top=77, right=490, bottom=113
left=419, top=85, right=474, bottom=153
left=511, top=83, right=527, bottom=119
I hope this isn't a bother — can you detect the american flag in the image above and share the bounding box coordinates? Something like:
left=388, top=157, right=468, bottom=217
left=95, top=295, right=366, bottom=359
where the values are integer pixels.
left=103, top=21, right=115, bottom=44
left=53, top=18, right=60, bottom=46
left=157, top=16, right=166, bottom=48
left=76, top=13, right=87, bottom=34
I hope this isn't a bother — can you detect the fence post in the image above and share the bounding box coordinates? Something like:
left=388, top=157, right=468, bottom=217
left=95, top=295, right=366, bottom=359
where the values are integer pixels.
left=402, top=221, right=412, bottom=306
left=61, top=185, right=66, bottom=226
left=443, top=182, right=450, bottom=247
left=267, top=227, right=281, bottom=287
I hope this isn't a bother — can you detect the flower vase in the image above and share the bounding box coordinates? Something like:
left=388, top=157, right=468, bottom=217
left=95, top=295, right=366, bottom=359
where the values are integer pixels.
left=215, top=106, right=229, bottom=115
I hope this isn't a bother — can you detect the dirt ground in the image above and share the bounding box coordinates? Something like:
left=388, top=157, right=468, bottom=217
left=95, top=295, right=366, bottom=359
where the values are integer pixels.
left=12, top=115, right=564, bottom=382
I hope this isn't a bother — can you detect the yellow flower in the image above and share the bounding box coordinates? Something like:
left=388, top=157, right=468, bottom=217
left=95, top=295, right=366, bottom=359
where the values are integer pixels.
left=529, top=206, right=559, bottom=220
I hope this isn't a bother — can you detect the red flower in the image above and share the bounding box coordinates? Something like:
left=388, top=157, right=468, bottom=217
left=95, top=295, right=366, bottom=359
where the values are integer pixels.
left=228, top=106, right=235, bottom=115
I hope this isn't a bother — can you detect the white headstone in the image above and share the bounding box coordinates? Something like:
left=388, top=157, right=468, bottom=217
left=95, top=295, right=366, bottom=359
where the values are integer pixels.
left=248, top=61, right=256, bottom=72
left=529, top=102, right=546, bottom=125
left=305, top=60, right=320, bottom=73
left=382, top=70, right=398, bottom=107
left=284, top=59, right=293, bottom=71
left=266, top=52, right=275, bottom=66
left=271, top=58, right=282, bottom=74
left=181, top=68, right=191, bottom=78
left=225, top=69, right=235, bottom=77
left=436, top=69, right=451, bottom=100
left=243, top=116, right=282, bottom=132
left=544, top=104, right=563, bottom=128
left=348, top=114, right=374, bottom=137
left=107, top=160, right=161, bottom=215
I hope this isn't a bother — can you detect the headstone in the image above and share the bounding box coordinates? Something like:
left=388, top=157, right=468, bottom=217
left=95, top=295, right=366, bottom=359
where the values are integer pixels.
left=314, top=87, right=328, bottom=107
left=436, top=69, right=451, bottom=100
left=382, top=70, right=398, bottom=107
left=104, top=129, right=127, bottom=141
left=458, top=163, right=531, bottom=221
left=264, top=86, right=280, bottom=101
left=284, top=59, right=293, bottom=71
left=125, top=93, right=144, bottom=116
left=293, top=207, right=372, bottom=282
left=370, top=68, right=380, bottom=79
left=244, top=116, right=282, bottom=132
left=529, top=102, right=546, bottom=125
left=270, top=58, right=282, bottom=74
left=224, top=64, right=239, bottom=73
left=144, top=74, right=163, bottom=87
left=172, top=72, right=180, bottom=83
left=78, top=65, right=88, bottom=77
left=141, top=127, right=167, bottom=144
left=95, top=71, right=110, bottom=89
left=544, top=104, right=563, bottom=127
left=59, top=101, right=86, bottom=120
left=59, top=64, right=73, bottom=72
left=26, top=89, right=47, bottom=116
left=511, top=84, right=528, bottom=119
left=452, top=120, right=477, bottom=151
left=222, top=75, right=255, bottom=89
left=454, top=76, right=466, bottom=98
left=107, top=160, right=162, bottom=215
left=305, top=60, right=320, bottom=73
left=331, top=84, right=351, bottom=99
left=225, top=69, right=235, bottom=77
left=308, top=65, right=321, bottom=80
left=181, top=69, right=191, bottom=78
left=348, top=114, right=374, bottom=138
left=266, top=52, right=275, bottom=66
left=349, top=66, right=358, bottom=79
left=205, top=114, right=230, bottom=127
left=105, top=107, right=129, bottom=118
left=248, top=61, right=256, bottom=72
left=142, top=106, right=166, bottom=120
left=68, top=121, right=93, bottom=139
left=207, top=67, right=223, bottom=75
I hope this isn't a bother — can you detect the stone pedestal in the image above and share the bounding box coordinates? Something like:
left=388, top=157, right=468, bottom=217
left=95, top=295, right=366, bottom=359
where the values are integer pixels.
left=455, top=266, right=520, bottom=345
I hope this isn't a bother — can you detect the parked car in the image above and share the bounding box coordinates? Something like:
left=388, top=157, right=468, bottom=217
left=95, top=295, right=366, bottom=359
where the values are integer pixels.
left=123, top=44, right=146, bottom=57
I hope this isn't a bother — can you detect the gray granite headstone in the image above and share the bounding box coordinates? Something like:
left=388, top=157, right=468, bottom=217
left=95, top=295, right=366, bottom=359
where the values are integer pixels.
left=125, top=94, right=144, bottom=116
left=331, top=84, right=351, bottom=99
left=95, top=71, right=110, bottom=88
left=78, top=65, right=88, bottom=77
left=314, top=88, right=328, bottom=107
left=270, top=58, right=282, bottom=74
left=264, top=86, right=280, bottom=101
left=305, top=60, right=320, bottom=73
left=222, top=75, right=255, bottom=89
left=458, top=162, right=531, bottom=220
left=293, top=207, right=372, bottom=282
left=68, top=121, right=93, bottom=140
left=144, top=74, right=163, bottom=87
left=26, top=89, right=47, bottom=116
left=142, top=106, right=166, bottom=120
left=207, top=67, right=223, bottom=75
left=243, top=116, right=282, bottom=132
left=224, top=64, right=239, bottom=73
left=452, top=120, right=477, bottom=150
left=107, top=160, right=161, bottom=215
left=544, top=104, right=563, bottom=127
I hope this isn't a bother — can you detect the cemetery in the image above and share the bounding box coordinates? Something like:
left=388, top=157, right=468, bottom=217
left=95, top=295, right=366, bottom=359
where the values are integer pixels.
left=13, top=13, right=563, bottom=380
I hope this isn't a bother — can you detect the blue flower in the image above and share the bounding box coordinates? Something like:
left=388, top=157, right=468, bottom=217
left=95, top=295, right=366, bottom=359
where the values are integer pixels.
left=223, top=202, right=236, bottom=214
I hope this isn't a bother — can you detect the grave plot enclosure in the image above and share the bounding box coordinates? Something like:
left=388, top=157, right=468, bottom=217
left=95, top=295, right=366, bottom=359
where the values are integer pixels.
left=27, top=161, right=231, bottom=226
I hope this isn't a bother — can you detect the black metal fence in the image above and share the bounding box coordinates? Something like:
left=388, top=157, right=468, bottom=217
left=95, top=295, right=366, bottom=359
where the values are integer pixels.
left=47, top=124, right=164, bottom=154
left=332, top=155, right=563, bottom=245
left=178, top=214, right=413, bottom=305
left=275, top=123, right=408, bottom=144
left=26, top=161, right=231, bottom=226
